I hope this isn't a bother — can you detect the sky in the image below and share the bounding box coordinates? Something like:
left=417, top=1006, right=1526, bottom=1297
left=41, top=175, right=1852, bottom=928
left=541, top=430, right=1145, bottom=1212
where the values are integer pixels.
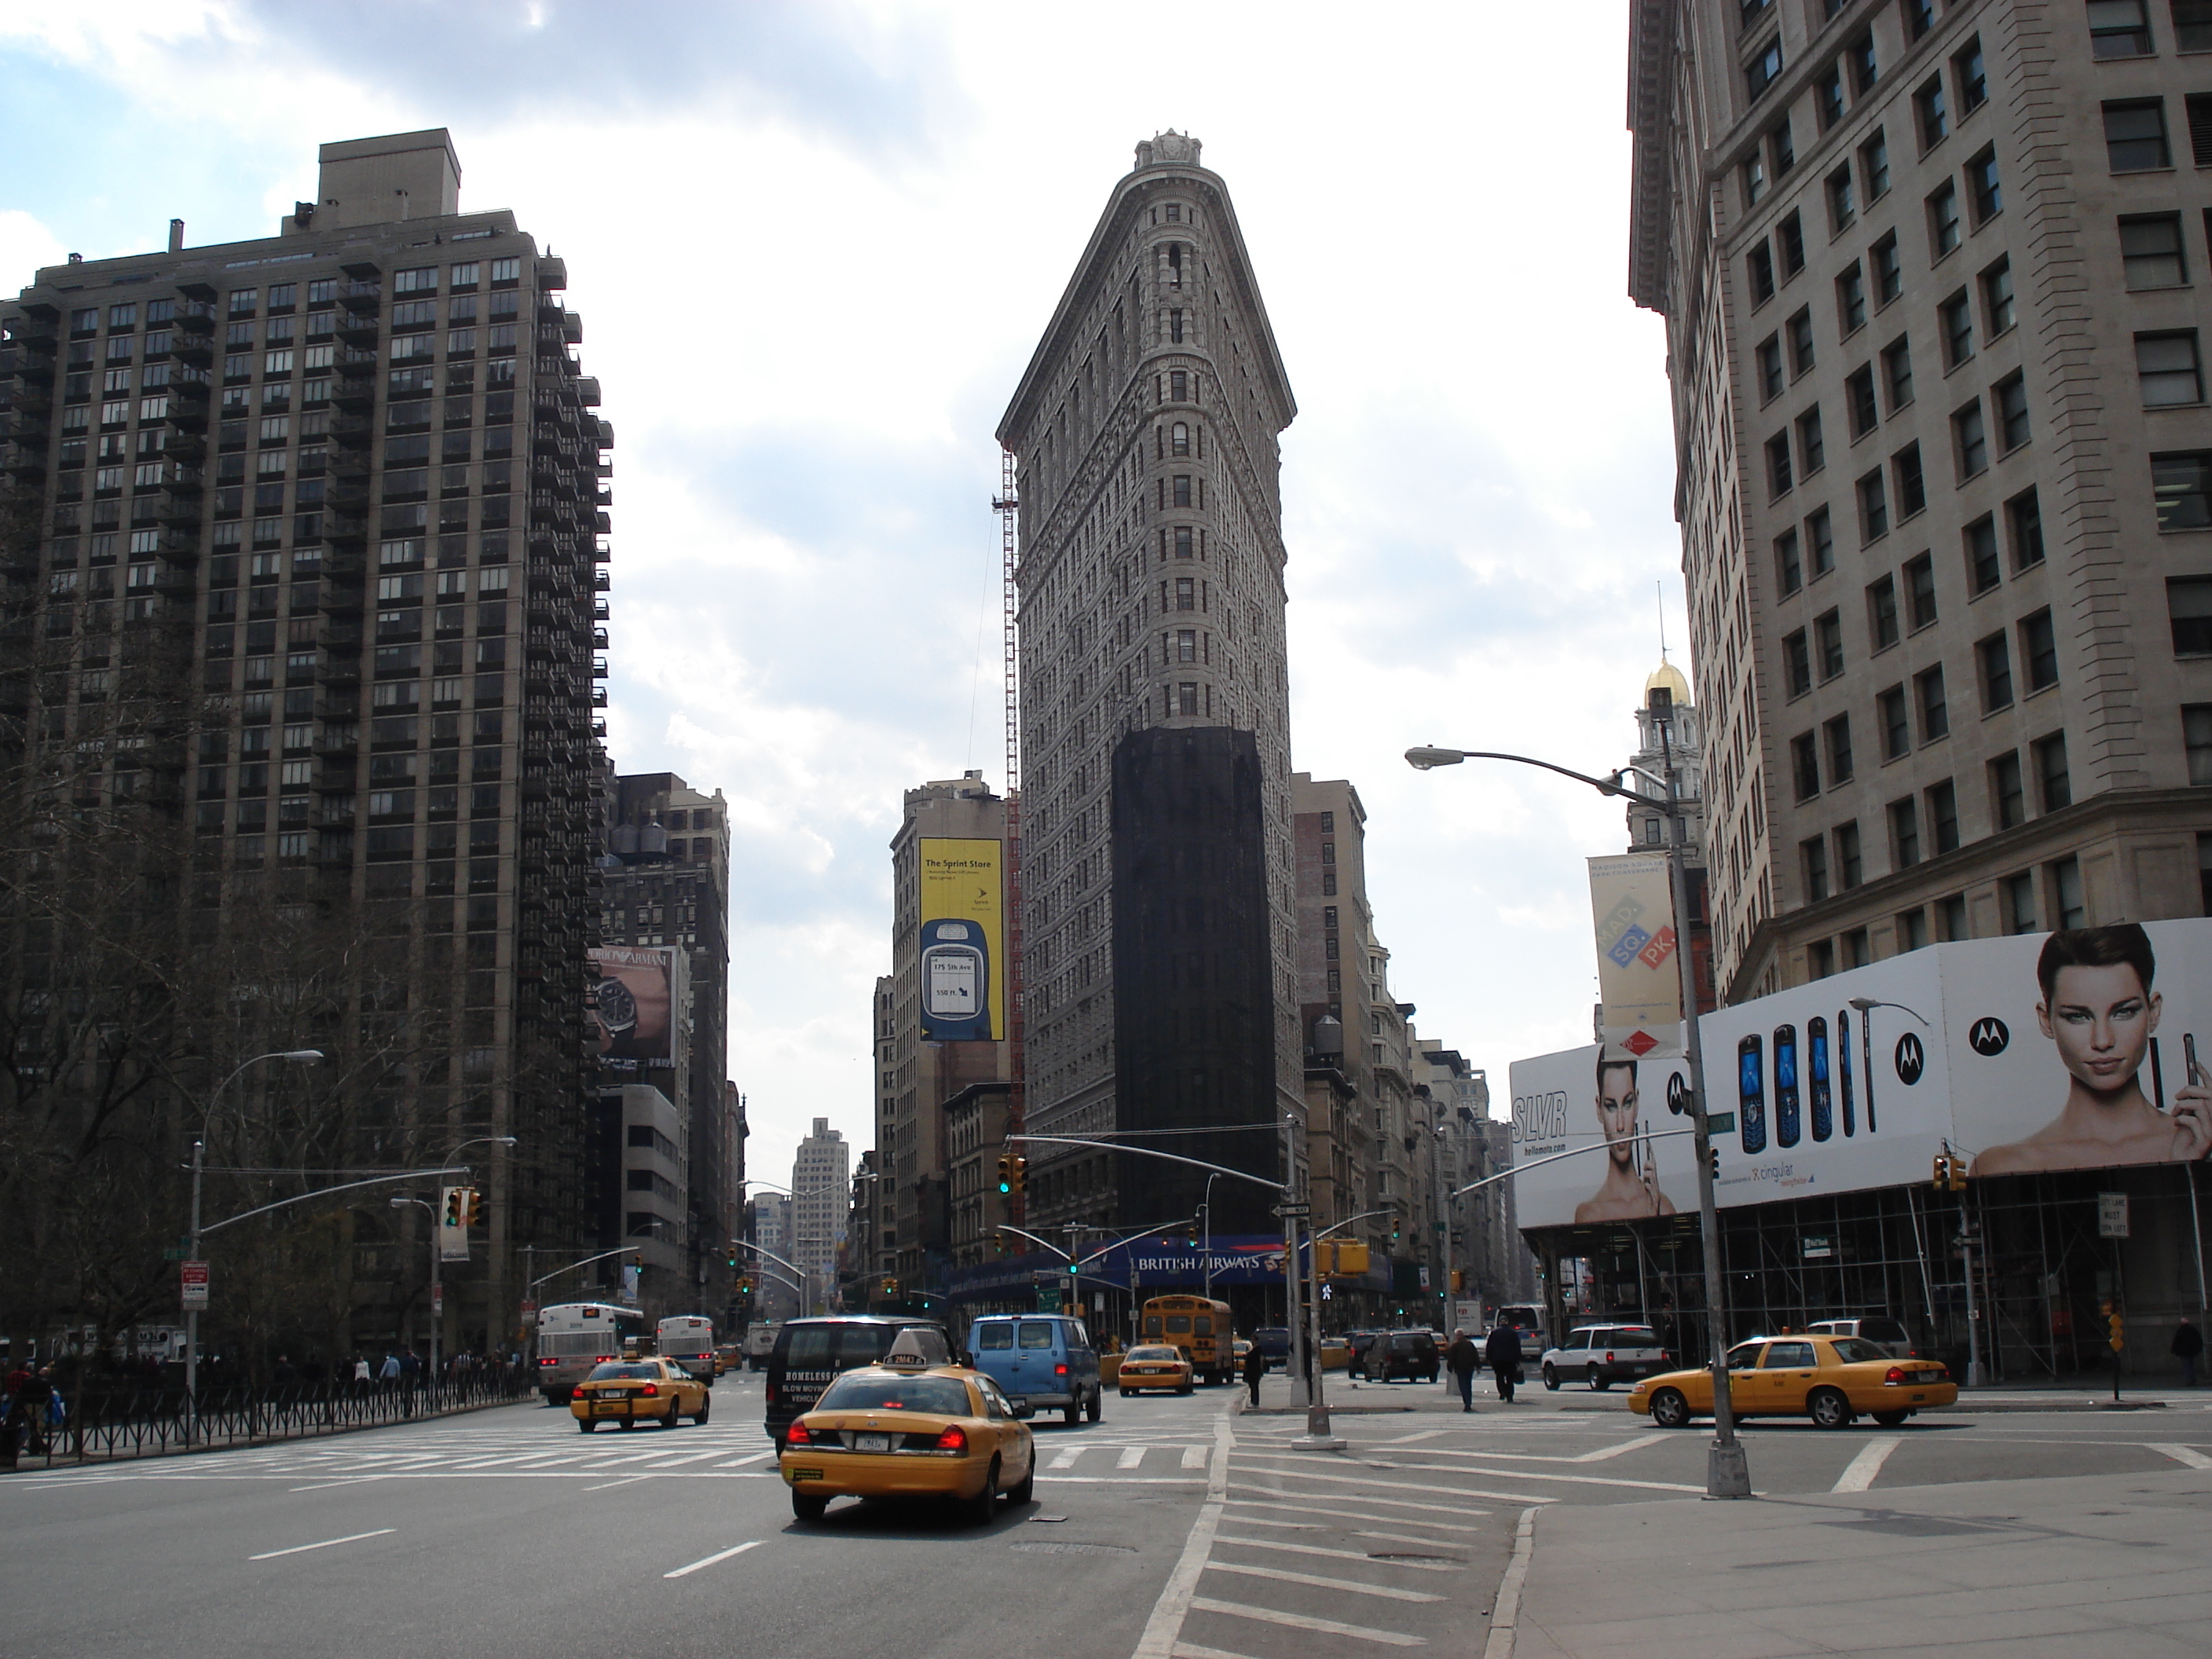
left=1, top=1, right=1689, bottom=1183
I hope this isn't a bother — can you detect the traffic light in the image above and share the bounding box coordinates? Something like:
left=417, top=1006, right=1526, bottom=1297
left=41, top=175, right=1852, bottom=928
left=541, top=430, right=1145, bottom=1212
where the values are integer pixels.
left=2108, top=1308, right=2126, bottom=1352
left=1390, top=1215, right=1401, bottom=1247
left=737, top=1275, right=755, bottom=1297
left=467, top=1189, right=485, bottom=1226
left=997, top=1153, right=1014, bottom=1196
left=881, top=1276, right=899, bottom=1298
left=1708, top=1146, right=1721, bottom=1180
left=444, top=1188, right=465, bottom=1225
left=1009, top=1154, right=1026, bottom=1196
left=1450, top=1269, right=1466, bottom=1295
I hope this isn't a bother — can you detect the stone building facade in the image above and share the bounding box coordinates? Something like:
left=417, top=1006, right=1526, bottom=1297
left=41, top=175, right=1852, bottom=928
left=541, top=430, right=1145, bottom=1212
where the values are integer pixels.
left=1630, top=1, right=2212, bottom=999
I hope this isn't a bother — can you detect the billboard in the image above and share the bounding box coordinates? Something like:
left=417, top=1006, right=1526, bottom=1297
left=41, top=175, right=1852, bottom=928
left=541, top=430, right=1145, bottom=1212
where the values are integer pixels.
left=1510, top=920, right=2212, bottom=1230
left=1588, top=854, right=1683, bottom=1059
left=919, top=838, right=1005, bottom=1042
left=590, top=945, right=683, bottom=1068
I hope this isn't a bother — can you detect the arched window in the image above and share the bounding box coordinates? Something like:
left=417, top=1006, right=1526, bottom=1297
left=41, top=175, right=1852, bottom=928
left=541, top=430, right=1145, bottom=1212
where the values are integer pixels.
left=1171, top=422, right=1190, bottom=456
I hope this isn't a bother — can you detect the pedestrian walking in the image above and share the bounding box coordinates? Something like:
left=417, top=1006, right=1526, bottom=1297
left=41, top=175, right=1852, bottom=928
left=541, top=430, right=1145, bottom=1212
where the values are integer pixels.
left=378, top=1351, right=401, bottom=1390
left=2174, top=1317, right=2204, bottom=1388
left=1445, top=1329, right=1481, bottom=1413
left=1242, top=1339, right=1266, bottom=1409
left=1485, top=1320, right=1522, bottom=1403
left=353, top=1354, right=372, bottom=1390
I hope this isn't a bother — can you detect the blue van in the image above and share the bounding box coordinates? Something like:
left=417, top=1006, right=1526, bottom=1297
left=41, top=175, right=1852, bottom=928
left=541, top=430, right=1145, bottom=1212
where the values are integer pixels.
left=965, top=1314, right=1102, bottom=1426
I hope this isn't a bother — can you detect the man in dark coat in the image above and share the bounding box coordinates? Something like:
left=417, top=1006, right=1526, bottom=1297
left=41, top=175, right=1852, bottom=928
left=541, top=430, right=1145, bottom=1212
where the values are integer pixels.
left=1445, top=1330, right=1481, bottom=1413
left=2174, top=1317, right=2203, bottom=1388
left=1242, top=1339, right=1267, bottom=1409
left=1485, top=1320, right=1522, bottom=1403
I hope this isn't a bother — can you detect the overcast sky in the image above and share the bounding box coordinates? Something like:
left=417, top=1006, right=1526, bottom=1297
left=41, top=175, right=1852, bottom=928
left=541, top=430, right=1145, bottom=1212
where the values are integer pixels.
left=2, top=1, right=1687, bottom=1182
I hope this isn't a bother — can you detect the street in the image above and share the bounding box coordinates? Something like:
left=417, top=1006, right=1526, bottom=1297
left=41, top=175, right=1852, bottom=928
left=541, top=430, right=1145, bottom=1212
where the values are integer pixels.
left=5, top=1372, right=2210, bottom=1657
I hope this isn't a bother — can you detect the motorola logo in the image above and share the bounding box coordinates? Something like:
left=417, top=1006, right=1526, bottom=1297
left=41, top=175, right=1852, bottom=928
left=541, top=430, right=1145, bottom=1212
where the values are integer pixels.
left=1666, top=1071, right=1692, bottom=1116
left=1968, top=1016, right=2010, bottom=1057
left=1895, top=1031, right=1926, bottom=1086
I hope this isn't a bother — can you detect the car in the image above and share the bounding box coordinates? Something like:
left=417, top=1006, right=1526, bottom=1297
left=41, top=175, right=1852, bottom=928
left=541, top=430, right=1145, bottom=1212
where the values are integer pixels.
left=1364, top=1331, right=1440, bottom=1384
left=1251, top=1328, right=1291, bottom=1372
left=570, top=1358, right=710, bottom=1432
left=1231, top=1339, right=1253, bottom=1361
left=1345, top=1331, right=1382, bottom=1375
left=715, top=1343, right=742, bottom=1376
left=764, top=1315, right=958, bottom=1445
left=778, top=1332, right=1038, bottom=1525
left=1495, top=1305, right=1547, bottom=1356
left=1540, top=1324, right=1670, bottom=1391
left=1628, top=1335, right=1957, bottom=1430
left=1117, top=1344, right=1196, bottom=1395
left=966, top=1314, right=1104, bottom=1426
left=1805, top=1317, right=1921, bottom=1360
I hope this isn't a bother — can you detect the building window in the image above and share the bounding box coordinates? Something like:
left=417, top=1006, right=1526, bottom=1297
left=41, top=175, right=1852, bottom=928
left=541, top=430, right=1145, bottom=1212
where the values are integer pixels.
left=2171, top=576, right=2212, bottom=653
left=2104, top=100, right=2172, bottom=170
left=1804, top=835, right=1830, bottom=901
left=1881, top=685, right=1911, bottom=759
left=1815, top=609, right=1844, bottom=679
left=1928, top=779, right=1961, bottom=854
left=1798, top=407, right=1826, bottom=475
left=1981, top=258, right=2016, bottom=336
left=1746, top=38, right=1785, bottom=101
left=1995, top=375, right=2031, bottom=449
left=2050, top=855, right=2087, bottom=929
left=1838, top=262, right=1867, bottom=334
left=1929, top=181, right=1962, bottom=257
left=1827, top=712, right=1855, bottom=783
left=1968, top=149, right=2002, bottom=222
left=1837, top=821, right=1864, bottom=888
left=1170, top=422, right=1190, bottom=456
left=1770, top=115, right=1796, bottom=177
left=2188, top=705, right=2212, bottom=784
left=2021, top=609, right=2059, bottom=690
left=1965, top=515, right=2001, bottom=594
left=1848, top=29, right=1878, bottom=93
left=1848, top=366, right=1880, bottom=437
left=1828, top=165, right=1856, bottom=233
left=1749, top=242, right=1776, bottom=306
left=1992, top=750, right=2027, bottom=829
left=2138, top=331, right=2205, bottom=406
left=1767, top=432, right=1794, bottom=497
left=2009, top=488, right=2045, bottom=569
left=1954, top=401, right=1989, bottom=478
left=1859, top=467, right=1889, bottom=541
left=1899, top=908, right=1931, bottom=952
left=1917, top=77, right=1949, bottom=148
left=1744, top=152, right=1768, bottom=207
left=1817, top=62, right=1847, bottom=129
left=1778, top=212, right=1806, bottom=277
left=1917, top=665, right=1950, bottom=742
left=2035, top=732, right=2071, bottom=810
left=2121, top=214, right=2187, bottom=289
left=1776, top=528, right=1803, bottom=595
left=1758, top=335, right=1785, bottom=401
left=1793, top=733, right=1822, bottom=801
left=1870, top=573, right=1901, bottom=650
left=1808, top=505, right=1836, bottom=575
left=1810, top=938, right=1837, bottom=978
left=1894, top=443, right=1928, bottom=518
left=2090, top=1, right=2154, bottom=57
left=2181, top=0, right=2212, bottom=50
left=1174, top=526, right=1194, bottom=558
left=1788, top=308, right=1815, bottom=375
left=1844, top=928, right=1872, bottom=968
left=1941, top=291, right=1975, bottom=368
left=2154, top=452, right=2212, bottom=529
left=1784, top=628, right=1813, bottom=697
left=1979, top=631, right=2016, bottom=711
left=2005, top=872, right=2038, bottom=934
left=1905, top=553, right=1938, bottom=630
left=1884, top=337, right=1915, bottom=411
left=1861, top=127, right=1891, bottom=200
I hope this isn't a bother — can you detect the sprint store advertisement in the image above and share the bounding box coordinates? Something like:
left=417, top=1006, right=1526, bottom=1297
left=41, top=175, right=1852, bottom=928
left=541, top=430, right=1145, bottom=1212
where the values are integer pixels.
left=1511, top=920, right=2212, bottom=1229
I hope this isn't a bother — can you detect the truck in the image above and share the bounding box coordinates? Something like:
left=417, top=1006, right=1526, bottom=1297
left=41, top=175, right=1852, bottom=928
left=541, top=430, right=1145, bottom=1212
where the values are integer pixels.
left=743, top=1320, right=781, bottom=1372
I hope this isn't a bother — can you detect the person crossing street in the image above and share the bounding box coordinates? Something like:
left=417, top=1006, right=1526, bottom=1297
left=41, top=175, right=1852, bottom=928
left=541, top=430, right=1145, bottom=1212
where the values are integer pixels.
left=1445, top=1329, right=1481, bottom=1412
left=1485, top=1319, right=1522, bottom=1403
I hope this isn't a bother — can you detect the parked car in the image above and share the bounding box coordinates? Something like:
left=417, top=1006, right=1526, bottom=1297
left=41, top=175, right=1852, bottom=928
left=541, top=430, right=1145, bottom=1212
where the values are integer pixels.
left=1540, top=1324, right=1670, bottom=1391
left=1805, top=1317, right=1920, bottom=1360
left=1364, top=1330, right=1441, bottom=1384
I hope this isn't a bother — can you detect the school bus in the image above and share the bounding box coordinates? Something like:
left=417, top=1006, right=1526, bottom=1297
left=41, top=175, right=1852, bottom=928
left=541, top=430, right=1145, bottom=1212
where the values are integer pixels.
left=1139, top=1295, right=1235, bottom=1385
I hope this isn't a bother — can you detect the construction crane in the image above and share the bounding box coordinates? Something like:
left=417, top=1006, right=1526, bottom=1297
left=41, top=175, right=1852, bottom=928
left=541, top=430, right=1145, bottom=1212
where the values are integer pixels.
left=994, top=449, right=1025, bottom=1233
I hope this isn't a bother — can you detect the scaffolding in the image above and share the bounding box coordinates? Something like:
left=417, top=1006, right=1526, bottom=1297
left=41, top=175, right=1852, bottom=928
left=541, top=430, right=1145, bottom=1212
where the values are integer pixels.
left=994, top=450, right=1024, bottom=1232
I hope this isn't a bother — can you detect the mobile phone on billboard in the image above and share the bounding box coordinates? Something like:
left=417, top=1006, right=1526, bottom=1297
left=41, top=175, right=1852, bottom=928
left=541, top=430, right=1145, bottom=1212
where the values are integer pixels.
left=1738, top=1034, right=1767, bottom=1155
left=1837, top=1009, right=1856, bottom=1137
left=2188, top=1033, right=2203, bottom=1091
left=1774, top=1026, right=1800, bottom=1148
left=1808, top=1016, right=1833, bottom=1142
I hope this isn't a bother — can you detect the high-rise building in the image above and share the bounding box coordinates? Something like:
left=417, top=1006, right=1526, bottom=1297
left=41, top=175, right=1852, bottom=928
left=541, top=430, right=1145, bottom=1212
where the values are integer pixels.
left=877, top=771, right=1011, bottom=1290
left=597, top=771, right=735, bottom=1310
left=749, top=1192, right=795, bottom=1322
left=1621, top=661, right=1717, bottom=1013
left=996, top=131, right=1301, bottom=1243
left=790, top=1116, right=848, bottom=1311
left=0, top=129, right=607, bottom=1360
left=1630, top=3, right=2212, bottom=999
left=1290, top=776, right=1383, bottom=1246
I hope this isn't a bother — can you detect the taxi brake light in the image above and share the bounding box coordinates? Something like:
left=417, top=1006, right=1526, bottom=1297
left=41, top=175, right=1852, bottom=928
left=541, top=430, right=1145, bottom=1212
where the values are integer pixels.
left=571, top=1386, right=585, bottom=1400
left=1884, top=1366, right=1906, bottom=1384
left=786, top=1421, right=811, bottom=1446
left=934, top=1424, right=968, bottom=1452
left=641, top=1383, right=658, bottom=1396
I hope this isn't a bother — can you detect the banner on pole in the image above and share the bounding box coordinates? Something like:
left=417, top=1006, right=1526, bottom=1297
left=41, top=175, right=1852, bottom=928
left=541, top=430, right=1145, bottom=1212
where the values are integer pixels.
left=1588, top=853, right=1683, bottom=1061
left=180, top=1261, right=209, bottom=1311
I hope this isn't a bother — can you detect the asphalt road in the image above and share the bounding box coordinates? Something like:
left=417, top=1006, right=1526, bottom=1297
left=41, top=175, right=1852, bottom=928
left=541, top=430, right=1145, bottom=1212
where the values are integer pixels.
left=5, top=1370, right=2207, bottom=1658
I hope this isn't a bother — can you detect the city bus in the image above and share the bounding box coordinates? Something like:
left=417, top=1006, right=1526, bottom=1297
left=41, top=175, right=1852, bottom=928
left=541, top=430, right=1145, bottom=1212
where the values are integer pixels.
left=1139, top=1295, right=1234, bottom=1386
left=657, top=1315, right=716, bottom=1384
left=534, top=1302, right=646, bottom=1404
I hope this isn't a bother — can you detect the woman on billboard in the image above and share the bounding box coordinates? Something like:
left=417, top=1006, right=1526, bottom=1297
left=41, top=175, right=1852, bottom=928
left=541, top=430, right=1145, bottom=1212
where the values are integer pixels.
left=1972, top=925, right=2212, bottom=1174
left=1575, top=1053, right=1679, bottom=1222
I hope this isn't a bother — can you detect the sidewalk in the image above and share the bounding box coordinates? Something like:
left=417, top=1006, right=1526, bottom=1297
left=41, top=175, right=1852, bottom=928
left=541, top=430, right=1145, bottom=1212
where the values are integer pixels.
left=1504, top=1467, right=2212, bottom=1659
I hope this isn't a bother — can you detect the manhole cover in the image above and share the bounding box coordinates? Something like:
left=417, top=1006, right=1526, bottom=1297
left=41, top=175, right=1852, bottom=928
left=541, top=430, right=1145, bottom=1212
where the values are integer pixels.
left=1368, top=1551, right=1463, bottom=1564
left=1010, top=1541, right=1137, bottom=1556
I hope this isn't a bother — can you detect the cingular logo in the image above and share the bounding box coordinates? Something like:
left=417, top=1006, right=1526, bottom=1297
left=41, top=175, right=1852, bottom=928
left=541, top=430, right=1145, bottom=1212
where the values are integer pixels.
left=1513, top=1088, right=1570, bottom=1148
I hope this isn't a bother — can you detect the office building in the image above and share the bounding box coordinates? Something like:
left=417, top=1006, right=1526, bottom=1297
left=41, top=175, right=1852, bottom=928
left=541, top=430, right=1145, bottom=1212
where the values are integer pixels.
left=790, top=1117, right=849, bottom=1312
left=996, top=131, right=1302, bottom=1244
left=749, top=1192, right=796, bottom=1321
left=0, top=129, right=607, bottom=1359
left=1622, top=661, right=1718, bottom=1013
left=1630, top=2, right=2212, bottom=1000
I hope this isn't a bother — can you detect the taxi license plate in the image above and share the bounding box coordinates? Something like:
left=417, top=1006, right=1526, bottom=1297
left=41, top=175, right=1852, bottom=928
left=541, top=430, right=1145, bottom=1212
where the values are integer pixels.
left=592, top=1401, right=626, bottom=1415
left=856, top=1433, right=891, bottom=1453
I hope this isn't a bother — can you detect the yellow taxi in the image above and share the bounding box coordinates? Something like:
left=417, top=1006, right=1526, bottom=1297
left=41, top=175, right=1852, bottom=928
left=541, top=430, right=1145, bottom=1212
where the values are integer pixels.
left=778, top=1332, right=1037, bottom=1525
left=1116, top=1343, right=1195, bottom=1396
left=1629, top=1335, right=1956, bottom=1430
left=570, top=1357, right=710, bottom=1432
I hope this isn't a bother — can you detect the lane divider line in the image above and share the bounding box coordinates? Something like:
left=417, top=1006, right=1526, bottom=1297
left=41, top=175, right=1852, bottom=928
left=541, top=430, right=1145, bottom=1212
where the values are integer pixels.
left=1214, top=1534, right=1460, bottom=1572
left=1185, top=1595, right=1424, bottom=1648
left=1203, top=1560, right=1444, bottom=1603
left=248, top=1527, right=395, bottom=1561
left=1831, top=1434, right=1903, bottom=1492
left=1131, top=1401, right=1235, bottom=1659
left=663, top=1539, right=763, bottom=1579
left=1480, top=1506, right=1540, bottom=1659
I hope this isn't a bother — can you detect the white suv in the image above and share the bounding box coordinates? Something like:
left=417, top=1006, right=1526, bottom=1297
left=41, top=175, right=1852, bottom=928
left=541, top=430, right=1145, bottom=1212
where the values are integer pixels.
left=1806, top=1316, right=1918, bottom=1359
left=1540, top=1324, right=1669, bottom=1391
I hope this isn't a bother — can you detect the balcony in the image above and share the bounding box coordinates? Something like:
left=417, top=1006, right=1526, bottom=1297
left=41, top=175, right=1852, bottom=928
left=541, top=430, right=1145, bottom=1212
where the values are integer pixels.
left=339, top=280, right=382, bottom=309
left=325, top=510, right=368, bottom=544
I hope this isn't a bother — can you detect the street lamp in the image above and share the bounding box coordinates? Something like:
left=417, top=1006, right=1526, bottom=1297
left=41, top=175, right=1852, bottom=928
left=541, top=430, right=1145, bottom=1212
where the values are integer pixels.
left=185, top=1048, right=323, bottom=1431
left=1407, top=734, right=1752, bottom=1500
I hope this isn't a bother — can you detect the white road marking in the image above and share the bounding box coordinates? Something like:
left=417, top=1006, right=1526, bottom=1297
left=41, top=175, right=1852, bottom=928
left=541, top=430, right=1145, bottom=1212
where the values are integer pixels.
left=1038, top=1475, right=1207, bottom=1485
left=1480, top=1507, right=1541, bottom=1659
left=1214, top=1534, right=1459, bottom=1572
left=1172, top=1643, right=1265, bottom=1659
left=1205, top=1560, right=1443, bottom=1603
left=1049, top=1446, right=1086, bottom=1470
left=1232, top=1463, right=1555, bottom=1504
left=662, top=1539, right=763, bottom=1579
left=1185, top=1595, right=1424, bottom=1646
left=715, top=1452, right=774, bottom=1468
left=2150, top=1442, right=2212, bottom=1470
left=287, top=1476, right=385, bottom=1492
left=1182, top=1445, right=1210, bottom=1469
left=1230, top=1488, right=1512, bottom=1520
left=1118, top=1445, right=1147, bottom=1470
left=580, top=1475, right=649, bottom=1492
left=644, top=1448, right=738, bottom=1468
left=248, top=1527, right=395, bottom=1561
left=1239, top=1452, right=1697, bottom=1496
left=1132, top=1405, right=1235, bottom=1659
left=1831, top=1435, right=1903, bottom=1492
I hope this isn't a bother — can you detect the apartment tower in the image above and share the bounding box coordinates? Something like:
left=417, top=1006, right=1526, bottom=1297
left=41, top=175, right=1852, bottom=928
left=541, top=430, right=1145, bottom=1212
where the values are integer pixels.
left=1630, top=2, right=2212, bottom=998
left=790, top=1117, right=849, bottom=1311
left=996, top=132, right=1301, bottom=1242
left=0, top=130, right=608, bottom=1358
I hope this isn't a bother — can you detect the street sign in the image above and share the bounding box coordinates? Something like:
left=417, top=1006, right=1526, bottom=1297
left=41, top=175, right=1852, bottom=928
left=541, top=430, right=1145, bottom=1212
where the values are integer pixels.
left=1036, top=1284, right=1062, bottom=1313
left=1802, top=1236, right=1833, bottom=1260
left=519, top=1298, right=537, bottom=1317
left=161, top=1247, right=187, bottom=1261
left=1705, top=1111, right=1737, bottom=1134
left=180, top=1261, right=209, bottom=1311
left=2098, top=1192, right=2130, bottom=1239
left=1272, top=1203, right=1310, bottom=1217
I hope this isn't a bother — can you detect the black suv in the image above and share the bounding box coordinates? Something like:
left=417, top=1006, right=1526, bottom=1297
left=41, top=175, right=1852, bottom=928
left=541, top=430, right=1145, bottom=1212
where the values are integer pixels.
left=1363, top=1330, right=1440, bottom=1384
left=763, top=1316, right=957, bottom=1445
